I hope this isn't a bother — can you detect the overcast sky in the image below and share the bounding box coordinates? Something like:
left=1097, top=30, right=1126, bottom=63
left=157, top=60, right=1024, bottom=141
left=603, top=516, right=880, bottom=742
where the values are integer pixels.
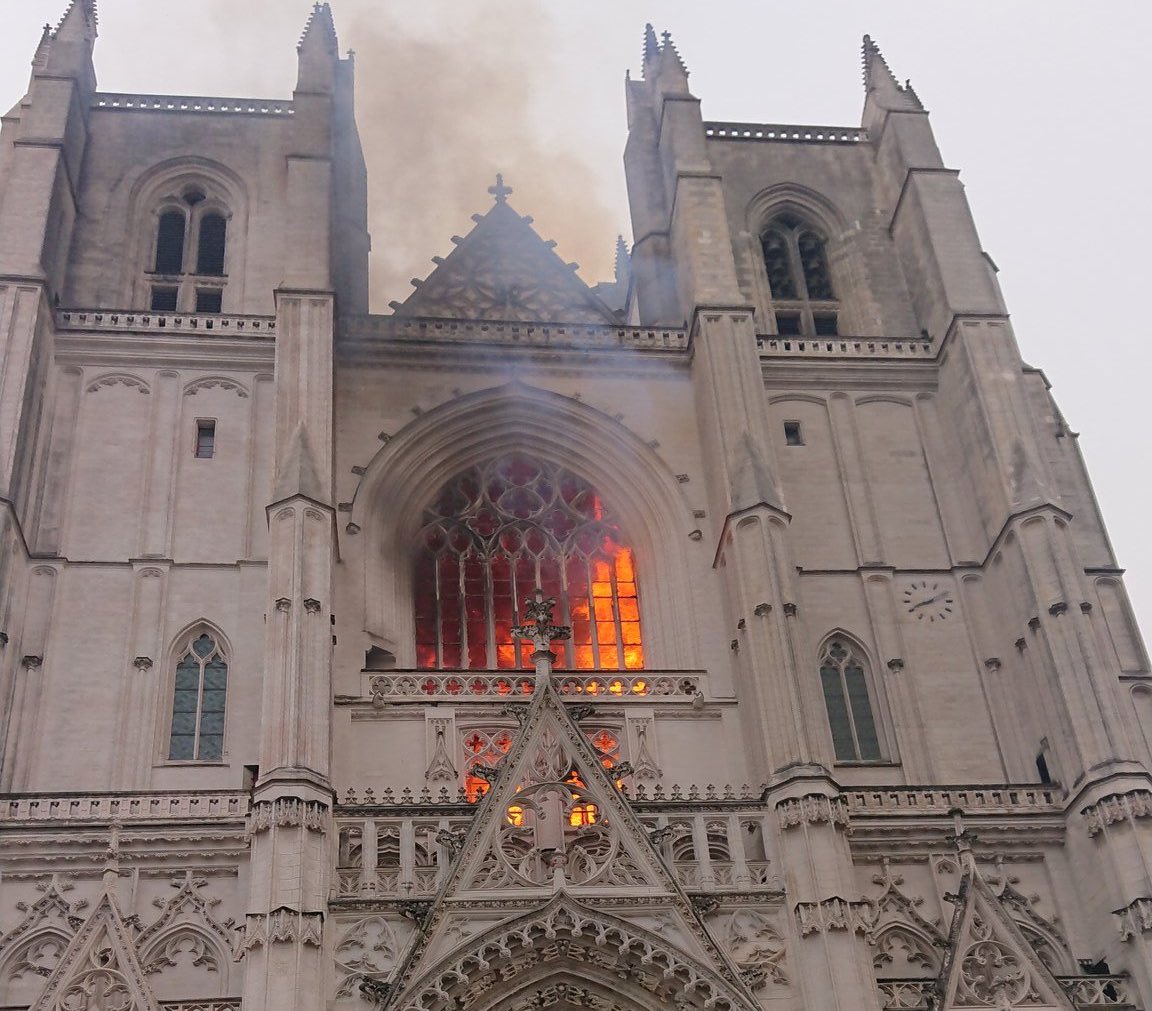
left=3, top=1, right=1150, bottom=636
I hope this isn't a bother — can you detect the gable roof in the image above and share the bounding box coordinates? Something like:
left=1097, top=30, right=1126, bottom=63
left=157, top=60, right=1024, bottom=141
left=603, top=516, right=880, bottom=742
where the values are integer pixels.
left=391, top=181, right=621, bottom=325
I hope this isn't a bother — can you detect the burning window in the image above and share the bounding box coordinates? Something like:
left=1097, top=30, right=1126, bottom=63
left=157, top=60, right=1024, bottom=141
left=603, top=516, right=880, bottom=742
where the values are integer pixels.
left=415, top=454, right=644, bottom=672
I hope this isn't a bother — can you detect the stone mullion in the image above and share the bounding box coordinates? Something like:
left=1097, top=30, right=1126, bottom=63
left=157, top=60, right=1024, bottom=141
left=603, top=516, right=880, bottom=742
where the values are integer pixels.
left=400, top=818, right=416, bottom=891
left=690, top=816, right=714, bottom=890
left=727, top=813, right=750, bottom=889
left=361, top=818, right=378, bottom=895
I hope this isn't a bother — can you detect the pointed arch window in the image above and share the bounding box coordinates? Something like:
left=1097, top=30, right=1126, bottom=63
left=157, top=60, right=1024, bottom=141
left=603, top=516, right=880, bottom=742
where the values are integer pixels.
left=414, top=454, right=644, bottom=673
left=146, top=186, right=228, bottom=313
left=760, top=213, right=838, bottom=337
left=168, top=632, right=228, bottom=761
left=819, top=637, right=880, bottom=761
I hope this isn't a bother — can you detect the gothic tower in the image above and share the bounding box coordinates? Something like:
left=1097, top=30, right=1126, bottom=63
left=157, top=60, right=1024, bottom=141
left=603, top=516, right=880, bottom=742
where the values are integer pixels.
left=0, top=8, right=1149, bottom=1011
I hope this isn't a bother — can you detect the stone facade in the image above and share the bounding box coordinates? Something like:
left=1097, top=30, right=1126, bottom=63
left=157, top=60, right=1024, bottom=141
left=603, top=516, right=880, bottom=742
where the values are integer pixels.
left=0, top=5, right=1150, bottom=1011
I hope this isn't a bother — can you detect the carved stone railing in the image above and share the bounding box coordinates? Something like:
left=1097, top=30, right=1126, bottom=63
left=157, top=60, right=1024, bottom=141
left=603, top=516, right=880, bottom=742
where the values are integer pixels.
left=758, top=336, right=934, bottom=359
left=95, top=92, right=294, bottom=116
left=877, top=979, right=935, bottom=1009
left=1058, top=975, right=1137, bottom=1007
left=357, top=669, right=704, bottom=704
left=341, top=315, right=688, bottom=353
left=332, top=807, right=779, bottom=898
left=845, top=785, right=1064, bottom=816
left=57, top=309, right=276, bottom=339
left=705, top=122, right=867, bottom=143
left=877, top=976, right=1135, bottom=1010
left=159, top=1002, right=243, bottom=1011
left=1, top=791, right=249, bottom=824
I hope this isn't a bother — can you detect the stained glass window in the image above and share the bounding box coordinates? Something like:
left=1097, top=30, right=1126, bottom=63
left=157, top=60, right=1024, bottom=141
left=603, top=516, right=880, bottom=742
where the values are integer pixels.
left=819, top=638, right=880, bottom=762
left=168, top=633, right=228, bottom=761
left=414, top=454, right=644, bottom=672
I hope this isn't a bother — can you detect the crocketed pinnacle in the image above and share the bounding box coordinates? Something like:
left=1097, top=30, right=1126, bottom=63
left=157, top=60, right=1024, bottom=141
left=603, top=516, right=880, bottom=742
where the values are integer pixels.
left=613, top=235, right=631, bottom=284
left=861, top=34, right=923, bottom=110
left=54, top=0, right=97, bottom=40
left=32, top=23, right=53, bottom=69
left=643, top=23, right=660, bottom=66
left=298, top=1, right=339, bottom=57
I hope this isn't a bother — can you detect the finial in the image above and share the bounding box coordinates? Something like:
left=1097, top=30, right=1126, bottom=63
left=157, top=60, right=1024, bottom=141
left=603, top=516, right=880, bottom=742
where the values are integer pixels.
left=488, top=173, right=513, bottom=204
left=511, top=588, right=571, bottom=685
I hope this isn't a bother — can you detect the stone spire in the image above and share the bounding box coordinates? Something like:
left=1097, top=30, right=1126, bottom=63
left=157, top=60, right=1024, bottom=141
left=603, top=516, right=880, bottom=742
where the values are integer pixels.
left=642, top=23, right=660, bottom=69
left=613, top=234, right=631, bottom=286
left=46, top=0, right=97, bottom=81
left=861, top=34, right=922, bottom=111
left=54, top=0, right=97, bottom=41
left=31, top=23, right=53, bottom=71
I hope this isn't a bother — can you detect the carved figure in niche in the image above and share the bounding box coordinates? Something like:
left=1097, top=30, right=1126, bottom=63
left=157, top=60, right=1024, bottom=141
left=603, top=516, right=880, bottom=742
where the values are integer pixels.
left=724, top=910, right=788, bottom=988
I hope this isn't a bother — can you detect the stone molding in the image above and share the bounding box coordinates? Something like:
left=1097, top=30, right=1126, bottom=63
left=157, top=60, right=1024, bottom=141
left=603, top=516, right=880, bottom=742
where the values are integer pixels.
left=247, top=798, right=328, bottom=835
left=775, top=793, right=849, bottom=830
left=236, top=907, right=323, bottom=956
left=794, top=897, right=874, bottom=936
left=1114, top=897, right=1152, bottom=941
left=1082, top=790, right=1152, bottom=836
left=1, top=792, right=248, bottom=823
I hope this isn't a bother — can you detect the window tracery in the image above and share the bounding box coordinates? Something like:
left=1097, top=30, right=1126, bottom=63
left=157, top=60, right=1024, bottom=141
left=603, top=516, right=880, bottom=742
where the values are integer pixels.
left=168, top=632, right=228, bottom=761
left=146, top=186, right=229, bottom=313
left=414, top=454, right=644, bottom=672
left=760, top=213, right=838, bottom=337
left=819, top=637, right=880, bottom=762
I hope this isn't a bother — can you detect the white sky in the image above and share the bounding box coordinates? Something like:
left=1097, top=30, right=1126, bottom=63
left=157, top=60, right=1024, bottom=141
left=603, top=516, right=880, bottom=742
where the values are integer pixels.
left=2, top=1, right=1150, bottom=636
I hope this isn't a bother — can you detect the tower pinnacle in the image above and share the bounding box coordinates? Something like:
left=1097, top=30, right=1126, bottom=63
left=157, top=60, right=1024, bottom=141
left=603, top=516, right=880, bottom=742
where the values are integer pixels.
left=861, top=34, right=922, bottom=110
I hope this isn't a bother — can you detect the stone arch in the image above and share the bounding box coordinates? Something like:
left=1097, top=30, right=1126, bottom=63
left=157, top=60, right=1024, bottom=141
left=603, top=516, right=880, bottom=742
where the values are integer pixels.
left=746, top=182, right=850, bottom=239
left=871, top=922, right=943, bottom=977
left=136, top=924, right=230, bottom=999
left=351, top=382, right=700, bottom=669
left=84, top=372, right=151, bottom=395
left=0, top=928, right=72, bottom=1007
left=394, top=898, right=756, bottom=1011
left=107, top=155, right=250, bottom=309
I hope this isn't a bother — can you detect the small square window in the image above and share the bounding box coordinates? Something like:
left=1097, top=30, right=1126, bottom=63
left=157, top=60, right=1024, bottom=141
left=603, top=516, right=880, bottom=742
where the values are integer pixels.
left=784, top=421, right=803, bottom=446
left=813, top=312, right=838, bottom=336
left=151, top=287, right=178, bottom=311
left=196, top=289, right=223, bottom=313
left=775, top=312, right=802, bottom=337
left=195, top=420, right=216, bottom=459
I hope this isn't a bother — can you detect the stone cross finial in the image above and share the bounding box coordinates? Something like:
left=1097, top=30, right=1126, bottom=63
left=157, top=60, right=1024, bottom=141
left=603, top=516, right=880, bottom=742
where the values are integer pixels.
left=488, top=173, right=513, bottom=203
left=512, top=589, right=570, bottom=684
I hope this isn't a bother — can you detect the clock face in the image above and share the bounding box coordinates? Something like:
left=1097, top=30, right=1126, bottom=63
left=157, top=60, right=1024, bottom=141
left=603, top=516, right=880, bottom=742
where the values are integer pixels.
left=902, top=580, right=954, bottom=622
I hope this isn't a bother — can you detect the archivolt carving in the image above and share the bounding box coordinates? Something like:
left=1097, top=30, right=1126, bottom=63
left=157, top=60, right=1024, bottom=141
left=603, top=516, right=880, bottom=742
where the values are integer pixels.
left=395, top=898, right=757, bottom=1011
left=4, top=930, right=70, bottom=984
left=135, top=872, right=233, bottom=980
left=85, top=373, right=151, bottom=395
left=140, top=930, right=219, bottom=976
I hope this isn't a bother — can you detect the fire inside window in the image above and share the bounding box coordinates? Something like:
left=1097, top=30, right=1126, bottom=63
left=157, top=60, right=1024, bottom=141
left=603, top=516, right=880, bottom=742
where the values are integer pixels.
left=414, top=454, right=644, bottom=672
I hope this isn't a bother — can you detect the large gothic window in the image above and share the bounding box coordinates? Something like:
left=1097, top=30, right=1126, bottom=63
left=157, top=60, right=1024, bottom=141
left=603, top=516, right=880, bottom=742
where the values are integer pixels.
left=761, top=213, right=838, bottom=337
left=168, top=632, right=228, bottom=761
left=819, top=636, right=880, bottom=761
left=414, top=454, right=644, bottom=672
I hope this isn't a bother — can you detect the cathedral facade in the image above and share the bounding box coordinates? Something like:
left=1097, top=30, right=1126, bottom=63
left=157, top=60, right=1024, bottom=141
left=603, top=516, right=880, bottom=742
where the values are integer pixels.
left=1, top=3, right=1151, bottom=1010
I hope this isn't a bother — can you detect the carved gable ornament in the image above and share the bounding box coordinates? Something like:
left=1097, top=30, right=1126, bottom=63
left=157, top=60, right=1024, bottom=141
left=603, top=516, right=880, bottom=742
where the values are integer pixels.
left=937, top=856, right=1072, bottom=1011
left=392, top=182, right=621, bottom=325
left=382, top=674, right=760, bottom=1011
left=31, top=889, right=161, bottom=1011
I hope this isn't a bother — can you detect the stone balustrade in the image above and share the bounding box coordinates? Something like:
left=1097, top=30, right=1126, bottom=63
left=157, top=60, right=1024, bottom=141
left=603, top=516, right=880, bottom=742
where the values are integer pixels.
left=57, top=309, right=276, bottom=339
left=358, top=669, right=704, bottom=704
left=705, top=122, right=868, bottom=143
left=845, top=785, right=1064, bottom=815
left=95, top=92, right=294, bottom=116
left=341, top=314, right=688, bottom=353
left=758, top=336, right=934, bottom=359
left=1, top=791, right=249, bottom=824
left=878, top=975, right=1134, bottom=1009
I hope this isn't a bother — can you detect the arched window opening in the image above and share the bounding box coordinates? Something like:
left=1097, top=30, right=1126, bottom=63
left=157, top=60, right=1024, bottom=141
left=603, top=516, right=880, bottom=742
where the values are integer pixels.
left=168, top=632, right=228, bottom=761
left=154, top=211, right=187, bottom=274
left=760, top=213, right=838, bottom=337
left=196, top=213, right=227, bottom=276
left=819, top=637, right=880, bottom=762
left=414, top=454, right=644, bottom=673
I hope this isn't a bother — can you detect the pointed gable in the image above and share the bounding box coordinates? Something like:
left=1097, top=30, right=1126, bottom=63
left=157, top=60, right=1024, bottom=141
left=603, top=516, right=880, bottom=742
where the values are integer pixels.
left=32, top=889, right=161, bottom=1011
left=392, top=179, right=621, bottom=325
left=386, top=678, right=758, bottom=1011
left=938, top=855, right=1073, bottom=1010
